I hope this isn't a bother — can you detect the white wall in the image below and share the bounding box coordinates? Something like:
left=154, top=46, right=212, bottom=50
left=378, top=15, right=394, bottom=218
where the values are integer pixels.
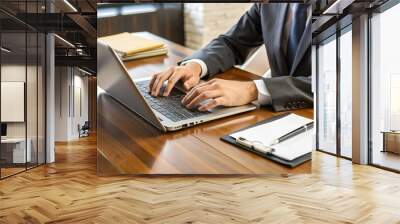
left=1, top=65, right=33, bottom=138
left=55, top=66, right=69, bottom=141
left=184, top=3, right=252, bottom=49
left=54, top=67, right=89, bottom=141
left=72, top=73, right=89, bottom=138
left=1, top=63, right=46, bottom=164
left=1, top=82, right=25, bottom=122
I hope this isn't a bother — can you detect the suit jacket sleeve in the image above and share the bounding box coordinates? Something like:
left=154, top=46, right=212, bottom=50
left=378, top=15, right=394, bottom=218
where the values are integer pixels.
left=263, top=11, right=313, bottom=112
left=264, top=75, right=313, bottom=112
left=181, top=4, right=264, bottom=76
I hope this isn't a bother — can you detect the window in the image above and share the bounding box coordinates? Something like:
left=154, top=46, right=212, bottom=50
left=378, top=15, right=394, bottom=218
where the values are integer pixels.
left=339, top=28, right=352, bottom=158
left=317, top=35, right=337, bottom=155
left=316, top=25, right=353, bottom=159
left=370, top=2, right=400, bottom=171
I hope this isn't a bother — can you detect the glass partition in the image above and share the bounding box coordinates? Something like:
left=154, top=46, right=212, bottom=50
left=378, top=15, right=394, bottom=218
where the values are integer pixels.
left=0, top=1, right=46, bottom=179
left=27, top=0, right=39, bottom=170
left=1, top=31, right=28, bottom=177
left=27, top=31, right=38, bottom=169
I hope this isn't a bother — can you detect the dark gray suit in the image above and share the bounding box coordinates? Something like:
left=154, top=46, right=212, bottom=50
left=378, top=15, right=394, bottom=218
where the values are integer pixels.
left=182, top=3, right=312, bottom=112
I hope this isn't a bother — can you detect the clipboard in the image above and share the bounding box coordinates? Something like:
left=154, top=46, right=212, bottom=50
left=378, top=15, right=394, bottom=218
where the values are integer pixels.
left=220, top=113, right=312, bottom=168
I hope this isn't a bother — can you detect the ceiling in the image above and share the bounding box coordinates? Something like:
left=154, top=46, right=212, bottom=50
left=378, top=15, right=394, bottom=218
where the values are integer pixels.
left=1, top=0, right=394, bottom=74
left=0, top=0, right=97, bottom=74
left=311, top=0, right=392, bottom=43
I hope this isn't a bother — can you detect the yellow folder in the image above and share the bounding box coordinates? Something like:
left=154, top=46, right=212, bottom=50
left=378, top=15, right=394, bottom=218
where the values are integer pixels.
left=98, top=32, right=165, bottom=57
left=121, top=47, right=168, bottom=61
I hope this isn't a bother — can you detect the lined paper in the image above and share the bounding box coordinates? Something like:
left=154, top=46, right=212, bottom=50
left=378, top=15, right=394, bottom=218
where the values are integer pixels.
left=230, top=114, right=313, bottom=161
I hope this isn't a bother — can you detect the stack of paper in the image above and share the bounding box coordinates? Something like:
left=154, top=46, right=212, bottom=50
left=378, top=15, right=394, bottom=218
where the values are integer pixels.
left=98, top=32, right=168, bottom=61
left=230, top=113, right=313, bottom=161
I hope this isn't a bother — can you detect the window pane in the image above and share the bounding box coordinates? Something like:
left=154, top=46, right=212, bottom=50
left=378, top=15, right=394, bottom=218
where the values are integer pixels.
left=1, top=31, right=28, bottom=177
left=371, top=3, right=400, bottom=171
left=340, top=29, right=352, bottom=158
left=317, top=37, right=337, bottom=154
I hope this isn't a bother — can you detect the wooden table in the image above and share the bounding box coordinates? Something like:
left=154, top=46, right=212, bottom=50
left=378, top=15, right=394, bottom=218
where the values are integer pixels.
left=97, top=32, right=313, bottom=175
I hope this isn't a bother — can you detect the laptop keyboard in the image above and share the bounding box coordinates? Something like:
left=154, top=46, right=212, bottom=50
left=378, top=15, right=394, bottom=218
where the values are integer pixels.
left=136, top=80, right=208, bottom=122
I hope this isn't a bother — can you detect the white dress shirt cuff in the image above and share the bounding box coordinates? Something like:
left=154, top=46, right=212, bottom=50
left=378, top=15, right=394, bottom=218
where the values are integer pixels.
left=182, top=59, right=271, bottom=105
left=253, top=79, right=272, bottom=105
left=180, top=59, right=208, bottom=78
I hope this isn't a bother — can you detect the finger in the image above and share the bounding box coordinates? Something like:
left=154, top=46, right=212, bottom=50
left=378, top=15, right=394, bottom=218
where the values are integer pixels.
left=188, top=79, right=210, bottom=91
left=151, top=74, right=163, bottom=96
left=198, top=97, right=224, bottom=111
left=148, top=73, right=159, bottom=92
left=182, top=83, right=215, bottom=105
left=152, top=69, right=173, bottom=96
left=153, top=70, right=173, bottom=96
left=186, top=90, right=222, bottom=109
left=182, top=80, right=215, bottom=103
left=163, top=71, right=183, bottom=96
left=182, top=76, right=198, bottom=91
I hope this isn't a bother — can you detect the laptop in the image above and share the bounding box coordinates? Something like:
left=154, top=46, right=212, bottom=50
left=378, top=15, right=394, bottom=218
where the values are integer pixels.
left=1, top=123, right=7, bottom=140
left=97, top=41, right=257, bottom=132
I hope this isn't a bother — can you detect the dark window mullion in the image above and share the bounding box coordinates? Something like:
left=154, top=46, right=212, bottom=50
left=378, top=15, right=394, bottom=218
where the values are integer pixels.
left=25, top=0, right=28, bottom=171
left=315, top=44, right=320, bottom=151
left=36, top=0, right=39, bottom=167
left=367, top=11, right=373, bottom=165
left=336, top=28, right=342, bottom=157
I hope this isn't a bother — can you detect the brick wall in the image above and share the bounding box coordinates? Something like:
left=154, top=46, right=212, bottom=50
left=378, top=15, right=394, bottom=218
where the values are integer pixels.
left=184, top=3, right=252, bottom=49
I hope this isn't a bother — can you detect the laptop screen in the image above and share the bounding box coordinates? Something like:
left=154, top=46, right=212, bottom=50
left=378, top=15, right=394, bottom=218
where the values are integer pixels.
left=1, top=123, right=7, bottom=137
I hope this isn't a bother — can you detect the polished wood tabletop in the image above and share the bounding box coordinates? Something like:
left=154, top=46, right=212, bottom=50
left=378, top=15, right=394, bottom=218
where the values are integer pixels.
left=97, top=32, right=313, bottom=175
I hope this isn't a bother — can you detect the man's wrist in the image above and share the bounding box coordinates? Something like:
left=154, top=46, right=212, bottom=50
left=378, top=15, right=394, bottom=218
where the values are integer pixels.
left=253, top=80, right=272, bottom=105
left=247, top=81, right=258, bottom=102
left=183, top=61, right=202, bottom=78
left=181, top=59, right=208, bottom=78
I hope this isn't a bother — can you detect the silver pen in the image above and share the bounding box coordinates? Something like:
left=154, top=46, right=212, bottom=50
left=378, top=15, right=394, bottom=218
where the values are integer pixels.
left=269, top=122, right=314, bottom=146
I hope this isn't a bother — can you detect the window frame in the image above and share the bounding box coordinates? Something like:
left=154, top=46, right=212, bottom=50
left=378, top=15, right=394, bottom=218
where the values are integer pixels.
left=315, top=23, right=353, bottom=160
left=367, top=0, right=400, bottom=173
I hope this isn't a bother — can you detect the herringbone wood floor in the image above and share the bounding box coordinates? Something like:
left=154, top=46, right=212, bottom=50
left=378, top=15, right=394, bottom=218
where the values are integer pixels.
left=1, top=135, right=400, bottom=224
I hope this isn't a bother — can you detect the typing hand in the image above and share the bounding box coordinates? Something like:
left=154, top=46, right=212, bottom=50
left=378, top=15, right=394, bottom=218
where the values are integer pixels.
left=181, top=79, right=258, bottom=111
left=149, top=62, right=202, bottom=97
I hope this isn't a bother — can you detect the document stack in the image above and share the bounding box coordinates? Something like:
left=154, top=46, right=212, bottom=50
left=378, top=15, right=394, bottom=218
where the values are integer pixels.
left=98, top=32, right=168, bottom=61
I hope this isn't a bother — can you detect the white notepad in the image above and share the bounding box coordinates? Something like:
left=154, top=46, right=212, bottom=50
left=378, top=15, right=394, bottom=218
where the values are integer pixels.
left=230, top=113, right=314, bottom=161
